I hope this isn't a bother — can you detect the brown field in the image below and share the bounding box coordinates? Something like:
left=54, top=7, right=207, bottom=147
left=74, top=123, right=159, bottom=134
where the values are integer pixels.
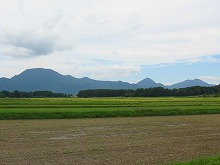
left=0, top=115, right=220, bottom=165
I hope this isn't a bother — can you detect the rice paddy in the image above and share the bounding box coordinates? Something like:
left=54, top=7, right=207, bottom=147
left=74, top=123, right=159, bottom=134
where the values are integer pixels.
left=0, top=97, right=220, bottom=120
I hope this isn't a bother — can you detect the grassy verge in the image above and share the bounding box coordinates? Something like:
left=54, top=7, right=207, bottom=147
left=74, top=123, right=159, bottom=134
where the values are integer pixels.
left=0, top=97, right=220, bottom=120
left=167, top=155, right=220, bottom=165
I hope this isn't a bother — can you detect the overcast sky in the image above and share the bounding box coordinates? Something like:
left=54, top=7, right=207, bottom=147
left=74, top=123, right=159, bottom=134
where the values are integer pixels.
left=0, top=0, right=220, bottom=84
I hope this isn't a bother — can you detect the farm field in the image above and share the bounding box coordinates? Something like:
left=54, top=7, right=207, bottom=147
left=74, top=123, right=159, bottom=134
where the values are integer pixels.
left=0, top=97, right=220, bottom=119
left=0, top=97, right=220, bottom=164
left=1, top=115, right=220, bottom=165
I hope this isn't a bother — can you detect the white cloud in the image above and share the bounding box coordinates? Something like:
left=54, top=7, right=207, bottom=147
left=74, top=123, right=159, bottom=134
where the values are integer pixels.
left=0, top=54, right=141, bottom=82
left=0, top=0, right=220, bottom=79
left=199, top=76, right=220, bottom=85
left=88, top=65, right=141, bottom=81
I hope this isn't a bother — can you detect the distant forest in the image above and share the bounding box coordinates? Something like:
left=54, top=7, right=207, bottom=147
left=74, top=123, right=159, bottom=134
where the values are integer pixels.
left=0, top=90, right=71, bottom=98
left=77, top=85, right=220, bottom=98
left=1, top=85, right=220, bottom=98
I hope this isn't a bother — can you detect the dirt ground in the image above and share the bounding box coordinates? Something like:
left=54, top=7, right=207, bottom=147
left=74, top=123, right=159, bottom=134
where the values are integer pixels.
left=0, top=115, right=220, bottom=165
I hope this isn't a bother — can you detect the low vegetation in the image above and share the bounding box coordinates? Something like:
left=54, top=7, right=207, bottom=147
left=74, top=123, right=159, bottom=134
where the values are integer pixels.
left=168, top=155, right=220, bottom=165
left=1, top=97, right=220, bottom=120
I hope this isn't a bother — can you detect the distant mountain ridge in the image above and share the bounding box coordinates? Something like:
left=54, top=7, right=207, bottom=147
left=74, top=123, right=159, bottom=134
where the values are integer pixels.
left=0, top=68, right=214, bottom=94
left=167, top=79, right=213, bottom=89
left=137, top=78, right=165, bottom=88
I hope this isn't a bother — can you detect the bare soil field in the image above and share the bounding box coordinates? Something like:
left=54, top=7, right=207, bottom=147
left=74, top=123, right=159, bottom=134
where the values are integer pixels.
left=0, top=115, right=220, bottom=165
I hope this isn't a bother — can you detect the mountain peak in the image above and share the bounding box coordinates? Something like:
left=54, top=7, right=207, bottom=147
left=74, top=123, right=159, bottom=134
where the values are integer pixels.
left=168, top=79, right=213, bottom=89
left=81, top=77, right=92, bottom=80
left=137, top=78, right=164, bottom=88
left=11, top=68, right=62, bottom=80
left=22, top=68, right=60, bottom=75
left=139, top=78, right=155, bottom=83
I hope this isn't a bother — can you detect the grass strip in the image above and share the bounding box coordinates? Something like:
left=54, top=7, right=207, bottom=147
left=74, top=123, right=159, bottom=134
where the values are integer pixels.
left=167, top=155, right=220, bottom=165
left=0, top=108, right=220, bottom=120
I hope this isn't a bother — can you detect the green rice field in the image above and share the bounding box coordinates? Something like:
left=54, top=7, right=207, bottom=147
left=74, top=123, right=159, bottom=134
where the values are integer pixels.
left=1, top=97, right=220, bottom=120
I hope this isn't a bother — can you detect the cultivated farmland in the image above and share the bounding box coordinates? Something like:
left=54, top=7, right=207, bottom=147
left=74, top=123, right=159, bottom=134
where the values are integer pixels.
left=0, top=97, right=220, bottom=164
left=0, top=115, right=220, bottom=165
left=0, top=97, right=220, bottom=119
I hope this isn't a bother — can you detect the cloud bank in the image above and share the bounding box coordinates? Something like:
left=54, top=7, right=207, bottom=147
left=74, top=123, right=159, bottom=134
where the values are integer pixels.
left=0, top=0, right=220, bottom=81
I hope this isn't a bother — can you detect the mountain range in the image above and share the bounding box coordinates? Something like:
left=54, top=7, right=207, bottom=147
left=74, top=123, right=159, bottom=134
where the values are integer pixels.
left=0, top=68, right=214, bottom=94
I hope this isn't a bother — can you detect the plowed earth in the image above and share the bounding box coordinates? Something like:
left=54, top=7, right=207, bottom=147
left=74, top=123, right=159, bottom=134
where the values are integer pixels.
left=1, top=115, right=220, bottom=165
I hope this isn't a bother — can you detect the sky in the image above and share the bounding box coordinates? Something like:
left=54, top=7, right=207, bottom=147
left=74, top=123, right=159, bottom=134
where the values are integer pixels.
left=0, top=0, right=220, bottom=85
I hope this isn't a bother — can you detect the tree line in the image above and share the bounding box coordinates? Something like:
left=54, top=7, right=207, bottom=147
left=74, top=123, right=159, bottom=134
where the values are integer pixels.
left=1, top=85, right=220, bottom=98
left=0, top=90, right=72, bottom=98
left=77, top=85, right=220, bottom=98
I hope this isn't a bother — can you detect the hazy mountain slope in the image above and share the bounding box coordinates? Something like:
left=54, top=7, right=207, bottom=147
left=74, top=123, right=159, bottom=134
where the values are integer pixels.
left=168, top=79, right=213, bottom=89
left=136, top=78, right=165, bottom=88
left=0, top=68, right=136, bottom=94
left=9, top=68, right=83, bottom=94
left=0, top=68, right=214, bottom=94
left=0, top=78, right=12, bottom=91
